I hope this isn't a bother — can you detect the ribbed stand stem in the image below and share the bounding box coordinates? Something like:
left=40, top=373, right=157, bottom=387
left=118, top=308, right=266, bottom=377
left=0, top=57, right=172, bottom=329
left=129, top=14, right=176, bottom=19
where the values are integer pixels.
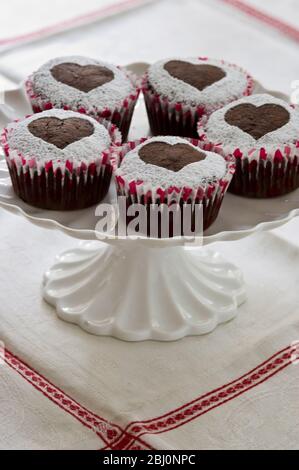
left=43, top=241, right=246, bottom=341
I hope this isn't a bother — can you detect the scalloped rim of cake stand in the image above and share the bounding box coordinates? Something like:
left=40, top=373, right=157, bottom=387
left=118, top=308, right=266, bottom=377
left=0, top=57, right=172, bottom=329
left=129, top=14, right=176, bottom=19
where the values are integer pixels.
left=0, top=195, right=299, bottom=247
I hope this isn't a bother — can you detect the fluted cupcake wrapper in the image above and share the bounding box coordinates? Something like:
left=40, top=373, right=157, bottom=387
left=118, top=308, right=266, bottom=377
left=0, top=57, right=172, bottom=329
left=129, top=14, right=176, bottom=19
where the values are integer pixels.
left=229, top=154, right=299, bottom=198
left=1, top=119, right=121, bottom=211
left=25, top=70, right=140, bottom=142
left=7, top=162, right=114, bottom=210
left=113, top=138, right=235, bottom=237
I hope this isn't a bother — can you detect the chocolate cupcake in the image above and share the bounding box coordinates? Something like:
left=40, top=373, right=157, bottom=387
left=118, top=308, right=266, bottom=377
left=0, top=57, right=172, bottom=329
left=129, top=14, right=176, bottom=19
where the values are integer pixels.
left=143, top=57, right=254, bottom=139
left=1, top=109, right=121, bottom=210
left=26, top=56, right=140, bottom=141
left=197, top=93, right=299, bottom=197
left=115, top=136, right=234, bottom=237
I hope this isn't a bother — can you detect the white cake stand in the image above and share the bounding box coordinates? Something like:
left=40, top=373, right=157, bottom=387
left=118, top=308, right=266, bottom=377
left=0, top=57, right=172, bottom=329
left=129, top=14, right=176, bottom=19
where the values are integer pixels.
left=0, top=65, right=298, bottom=341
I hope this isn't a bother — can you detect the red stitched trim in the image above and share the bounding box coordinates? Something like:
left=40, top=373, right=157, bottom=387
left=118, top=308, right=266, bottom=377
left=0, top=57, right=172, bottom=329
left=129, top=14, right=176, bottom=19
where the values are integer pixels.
left=2, top=345, right=297, bottom=450
left=220, top=0, right=299, bottom=43
left=0, top=0, right=151, bottom=47
left=1, top=347, right=153, bottom=450
left=109, top=345, right=298, bottom=446
left=3, top=1, right=298, bottom=48
left=120, top=346, right=291, bottom=428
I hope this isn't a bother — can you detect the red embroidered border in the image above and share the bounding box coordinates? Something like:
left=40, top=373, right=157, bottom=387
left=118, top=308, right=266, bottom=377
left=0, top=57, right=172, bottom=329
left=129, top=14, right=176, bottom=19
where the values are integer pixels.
left=1, top=348, right=153, bottom=450
left=220, top=0, right=299, bottom=43
left=109, top=345, right=298, bottom=448
left=1, top=1, right=298, bottom=48
left=2, top=344, right=298, bottom=450
left=0, top=0, right=152, bottom=47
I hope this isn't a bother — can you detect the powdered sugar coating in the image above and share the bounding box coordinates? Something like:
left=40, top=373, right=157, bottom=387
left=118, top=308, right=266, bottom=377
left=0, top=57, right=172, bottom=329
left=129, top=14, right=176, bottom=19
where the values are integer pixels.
left=31, top=56, right=135, bottom=112
left=6, top=109, right=111, bottom=165
left=200, top=94, right=299, bottom=155
left=147, top=57, right=251, bottom=111
left=116, top=136, right=227, bottom=188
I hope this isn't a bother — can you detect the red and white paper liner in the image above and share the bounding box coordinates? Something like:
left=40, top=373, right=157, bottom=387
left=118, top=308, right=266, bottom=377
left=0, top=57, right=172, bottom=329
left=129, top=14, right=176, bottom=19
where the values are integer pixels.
left=113, top=138, right=235, bottom=237
left=142, top=65, right=254, bottom=139
left=1, top=119, right=122, bottom=211
left=198, top=117, right=299, bottom=198
left=25, top=69, right=140, bottom=143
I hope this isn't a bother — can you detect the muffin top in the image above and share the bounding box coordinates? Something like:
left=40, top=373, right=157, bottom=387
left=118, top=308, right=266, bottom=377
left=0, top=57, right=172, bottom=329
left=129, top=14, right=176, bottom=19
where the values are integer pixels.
left=198, top=93, right=299, bottom=156
left=5, top=109, right=112, bottom=165
left=146, top=57, right=253, bottom=111
left=30, top=56, right=136, bottom=111
left=116, top=136, right=227, bottom=189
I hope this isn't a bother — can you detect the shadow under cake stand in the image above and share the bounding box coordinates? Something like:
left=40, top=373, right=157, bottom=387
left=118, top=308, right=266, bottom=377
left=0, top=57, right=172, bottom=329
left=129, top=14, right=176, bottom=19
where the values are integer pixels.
left=0, top=65, right=297, bottom=341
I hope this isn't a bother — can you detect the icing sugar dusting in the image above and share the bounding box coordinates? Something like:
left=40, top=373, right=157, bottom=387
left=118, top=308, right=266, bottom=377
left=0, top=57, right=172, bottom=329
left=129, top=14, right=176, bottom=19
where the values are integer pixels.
left=148, top=57, right=250, bottom=110
left=31, top=56, right=135, bottom=111
left=117, top=136, right=227, bottom=188
left=203, top=94, right=299, bottom=154
left=6, top=109, right=111, bottom=164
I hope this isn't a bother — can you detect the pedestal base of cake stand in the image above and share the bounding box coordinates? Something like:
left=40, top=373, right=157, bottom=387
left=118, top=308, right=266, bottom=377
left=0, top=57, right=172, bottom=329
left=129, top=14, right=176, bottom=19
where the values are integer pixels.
left=43, top=241, right=246, bottom=341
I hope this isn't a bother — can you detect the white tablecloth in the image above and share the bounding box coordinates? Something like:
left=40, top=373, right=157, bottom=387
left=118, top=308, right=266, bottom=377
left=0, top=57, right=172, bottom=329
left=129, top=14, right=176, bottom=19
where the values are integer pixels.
left=0, top=0, right=299, bottom=450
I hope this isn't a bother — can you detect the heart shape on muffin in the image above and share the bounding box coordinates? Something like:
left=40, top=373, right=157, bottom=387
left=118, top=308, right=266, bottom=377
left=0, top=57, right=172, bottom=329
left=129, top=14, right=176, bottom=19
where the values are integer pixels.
left=51, top=63, right=114, bottom=93
left=164, top=60, right=226, bottom=92
left=225, top=103, right=290, bottom=139
left=139, top=142, right=206, bottom=172
left=28, top=117, right=94, bottom=149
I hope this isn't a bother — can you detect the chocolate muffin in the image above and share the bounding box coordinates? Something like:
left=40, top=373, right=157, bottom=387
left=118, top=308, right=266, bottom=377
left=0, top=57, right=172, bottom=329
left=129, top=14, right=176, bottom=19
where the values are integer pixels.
left=115, top=136, right=235, bottom=237
left=26, top=56, right=140, bottom=141
left=198, top=93, right=299, bottom=197
left=1, top=109, right=121, bottom=210
left=143, top=57, right=253, bottom=139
